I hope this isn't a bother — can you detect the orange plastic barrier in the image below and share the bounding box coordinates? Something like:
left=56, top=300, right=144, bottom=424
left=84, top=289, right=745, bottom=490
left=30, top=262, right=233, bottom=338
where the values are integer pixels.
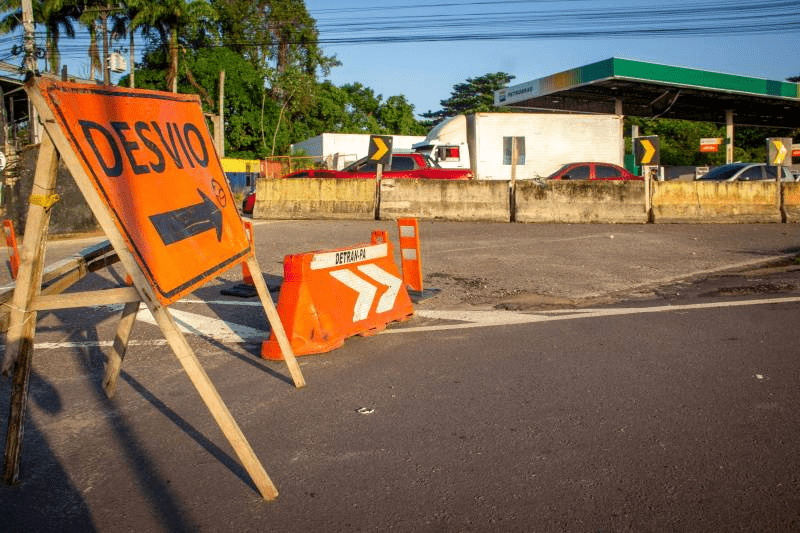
left=3, top=219, right=19, bottom=280
left=261, top=230, right=413, bottom=360
left=396, top=218, right=423, bottom=292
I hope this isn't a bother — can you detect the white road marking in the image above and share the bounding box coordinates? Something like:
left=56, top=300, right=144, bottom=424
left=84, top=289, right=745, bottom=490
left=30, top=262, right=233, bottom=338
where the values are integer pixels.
left=134, top=305, right=268, bottom=343
left=389, top=296, right=800, bottom=334
left=15, top=295, right=800, bottom=351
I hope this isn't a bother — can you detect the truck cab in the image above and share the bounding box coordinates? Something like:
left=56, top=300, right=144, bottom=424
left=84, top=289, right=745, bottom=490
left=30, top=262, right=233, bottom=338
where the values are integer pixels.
left=412, top=115, right=471, bottom=170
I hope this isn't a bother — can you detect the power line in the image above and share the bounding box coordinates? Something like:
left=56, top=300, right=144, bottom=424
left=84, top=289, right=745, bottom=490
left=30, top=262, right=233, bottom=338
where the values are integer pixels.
left=0, top=0, right=798, bottom=62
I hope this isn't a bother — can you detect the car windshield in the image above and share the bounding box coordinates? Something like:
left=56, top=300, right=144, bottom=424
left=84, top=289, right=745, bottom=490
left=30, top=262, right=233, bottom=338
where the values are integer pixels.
left=545, top=164, right=573, bottom=179
left=697, top=164, right=748, bottom=181
left=343, top=157, right=377, bottom=173
left=343, top=153, right=431, bottom=173
left=765, top=166, right=796, bottom=181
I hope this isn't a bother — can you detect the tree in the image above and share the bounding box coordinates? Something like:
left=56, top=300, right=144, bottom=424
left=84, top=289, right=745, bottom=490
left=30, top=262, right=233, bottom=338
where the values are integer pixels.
left=627, top=117, right=799, bottom=166
left=378, top=95, right=427, bottom=136
left=0, top=0, right=80, bottom=73
left=128, top=0, right=216, bottom=92
left=213, top=0, right=338, bottom=105
left=79, top=0, right=128, bottom=83
left=295, top=82, right=426, bottom=139
left=422, top=72, right=515, bottom=126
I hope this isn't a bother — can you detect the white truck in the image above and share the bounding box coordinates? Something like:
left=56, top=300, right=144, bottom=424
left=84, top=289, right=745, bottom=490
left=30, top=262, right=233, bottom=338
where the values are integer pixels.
left=412, top=112, right=625, bottom=180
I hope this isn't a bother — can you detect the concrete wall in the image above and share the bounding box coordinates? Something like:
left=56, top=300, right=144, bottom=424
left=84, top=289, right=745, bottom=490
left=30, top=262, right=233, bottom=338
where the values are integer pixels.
left=379, top=179, right=509, bottom=222
left=651, top=181, right=781, bottom=223
left=3, top=144, right=100, bottom=236
left=783, top=183, right=800, bottom=223
left=515, top=180, right=647, bottom=223
left=252, top=178, right=375, bottom=220
left=250, top=178, right=796, bottom=224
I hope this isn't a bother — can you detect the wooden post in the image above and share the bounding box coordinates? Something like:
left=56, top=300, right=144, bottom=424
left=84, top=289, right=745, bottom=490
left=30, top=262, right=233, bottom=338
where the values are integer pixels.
left=726, top=110, right=734, bottom=164
left=2, top=136, right=58, bottom=374
left=644, top=165, right=653, bottom=223
left=103, top=300, right=141, bottom=397
left=217, top=70, right=225, bottom=158
left=151, top=304, right=280, bottom=500
left=374, top=163, right=383, bottom=220
left=2, top=136, right=58, bottom=484
left=510, top=138, right=519, bottom=223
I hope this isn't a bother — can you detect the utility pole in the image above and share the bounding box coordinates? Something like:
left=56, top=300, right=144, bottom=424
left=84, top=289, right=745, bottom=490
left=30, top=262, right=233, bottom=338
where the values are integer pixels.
left=217, top=71, right=225, bottom=158
left=129, top=31, right=135, bottom=88
left=21, top=0, right=37, bottom=74
left=101, top=2, right=111, bottom=85
left=21, top=0, right=40, bottom=144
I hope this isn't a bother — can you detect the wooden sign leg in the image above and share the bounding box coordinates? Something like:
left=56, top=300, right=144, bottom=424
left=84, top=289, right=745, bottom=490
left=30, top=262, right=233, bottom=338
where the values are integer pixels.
left=102, top=300, right=141, bottom=398
left=3, top=312, right=37, bottom=485
left=2, top=136, right=59, bottom=484
left=245, top=255, right=306, bottom=389
left=151, top=303, right=280, bottom=500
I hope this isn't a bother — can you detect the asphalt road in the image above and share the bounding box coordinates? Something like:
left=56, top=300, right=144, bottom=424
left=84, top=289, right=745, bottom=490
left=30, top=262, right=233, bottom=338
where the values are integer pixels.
left=2, top=221, right=800, bottom=531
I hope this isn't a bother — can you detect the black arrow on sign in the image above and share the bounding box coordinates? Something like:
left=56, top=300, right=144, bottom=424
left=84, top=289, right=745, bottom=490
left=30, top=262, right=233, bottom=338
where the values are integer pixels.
left=149, top=188, right=223, bottom=246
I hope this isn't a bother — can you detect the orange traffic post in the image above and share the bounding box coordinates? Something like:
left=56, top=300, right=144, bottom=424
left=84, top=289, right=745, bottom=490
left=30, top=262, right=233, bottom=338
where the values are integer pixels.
left=396, top=218, right=423, bottom=292
left=241, top=221, right=255, bottom=286
left=261, top=231, right=413, bottom=360
left=220, top=221, right=258, bottom=298
left=3, top=219, right=20, bottom=280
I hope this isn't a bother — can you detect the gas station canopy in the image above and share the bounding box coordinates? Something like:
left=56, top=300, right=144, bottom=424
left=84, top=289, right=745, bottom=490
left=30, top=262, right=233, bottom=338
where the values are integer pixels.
left=495, top=57, right=800, bottom=129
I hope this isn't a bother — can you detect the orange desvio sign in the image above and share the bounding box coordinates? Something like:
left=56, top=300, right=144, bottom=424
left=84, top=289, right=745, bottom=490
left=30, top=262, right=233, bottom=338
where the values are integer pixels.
left=37, top=80, right=249, bottom=304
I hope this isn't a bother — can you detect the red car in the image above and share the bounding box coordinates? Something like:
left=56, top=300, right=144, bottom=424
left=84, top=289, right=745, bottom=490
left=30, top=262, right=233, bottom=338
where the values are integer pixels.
left=283, top=152, right=472, bottom=180
left=546, top=162, right=641, bottom=181
left=242, top=153, right=473, bottom=213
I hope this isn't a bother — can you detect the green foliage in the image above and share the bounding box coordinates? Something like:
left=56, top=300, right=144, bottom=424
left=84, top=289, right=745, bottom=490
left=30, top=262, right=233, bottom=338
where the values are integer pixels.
left=295, top=81, right=425, bottom=139
left=422, top=72, right=515, bottom=126
left=379, top=95, right=426, bottom=136
left=626, top=117, right=799, bottom=166
left=0, top=0, right=80, bottom=73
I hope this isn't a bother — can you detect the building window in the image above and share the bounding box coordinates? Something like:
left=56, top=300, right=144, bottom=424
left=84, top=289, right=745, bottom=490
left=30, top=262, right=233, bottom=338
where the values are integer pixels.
left=503, top=137, right=525, bottom=165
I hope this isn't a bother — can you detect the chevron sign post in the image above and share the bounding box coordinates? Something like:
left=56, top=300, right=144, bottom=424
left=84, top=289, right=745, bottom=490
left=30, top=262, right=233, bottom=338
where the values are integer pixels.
left=261, top=231, right=413, bottom=360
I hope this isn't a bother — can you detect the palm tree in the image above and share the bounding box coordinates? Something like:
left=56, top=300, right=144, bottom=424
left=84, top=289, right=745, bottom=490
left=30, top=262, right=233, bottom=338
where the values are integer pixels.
left=127, top=0, right=214, bottom=92
left=0, top=0, right=80, bottom=73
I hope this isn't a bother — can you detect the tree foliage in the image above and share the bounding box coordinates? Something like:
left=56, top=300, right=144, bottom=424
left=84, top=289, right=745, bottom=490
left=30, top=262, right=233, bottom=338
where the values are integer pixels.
left=422, top=72, right=515, bottom=126
left=0, top=0, right=80, bottom=73
left=4, top=1, right=795, bottom=162
left=627, top=117, right=799, bottom=166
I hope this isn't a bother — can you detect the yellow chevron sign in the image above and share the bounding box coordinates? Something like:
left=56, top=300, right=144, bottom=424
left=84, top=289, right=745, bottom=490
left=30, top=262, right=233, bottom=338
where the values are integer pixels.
left=768, top=138, right=790, bottom=165
left=641, top=140, right=656, bottom=163
left=368, top=135, right=393, bottom=165
left=634, top=136, right=660, bottom=166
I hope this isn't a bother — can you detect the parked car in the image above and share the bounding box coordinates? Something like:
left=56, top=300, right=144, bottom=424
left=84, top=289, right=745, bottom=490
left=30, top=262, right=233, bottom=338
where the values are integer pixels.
left=545, top=162, right=641, bottom=181
left=695, top=163, right=797, bottom=182
left=283, top=152, right=473, bottom=180
left=240, top=153, right=472, bottom=214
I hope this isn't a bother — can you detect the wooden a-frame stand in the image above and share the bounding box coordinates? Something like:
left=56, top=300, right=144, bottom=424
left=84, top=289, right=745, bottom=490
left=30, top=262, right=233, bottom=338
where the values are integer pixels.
left=2, top=87, right=305, bottom=501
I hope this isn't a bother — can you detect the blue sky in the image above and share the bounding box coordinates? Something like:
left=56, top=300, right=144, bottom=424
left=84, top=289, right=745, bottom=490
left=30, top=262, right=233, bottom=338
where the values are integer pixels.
left=4, top=0, right=798, bottom=120
left=306, top=0, right=800, bottom=117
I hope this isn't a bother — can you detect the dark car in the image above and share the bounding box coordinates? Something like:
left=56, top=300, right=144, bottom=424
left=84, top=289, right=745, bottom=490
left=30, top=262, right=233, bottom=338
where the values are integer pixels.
left=695, top=163, right=796, bottom=182
left=546, top=162, right=641, bottom=181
